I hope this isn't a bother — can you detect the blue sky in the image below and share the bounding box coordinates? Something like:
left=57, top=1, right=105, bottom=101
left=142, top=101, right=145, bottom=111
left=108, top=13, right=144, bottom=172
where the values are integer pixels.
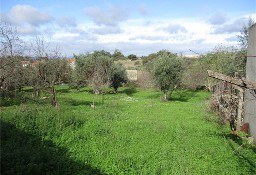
left=1, top=0, right=256, bottom=56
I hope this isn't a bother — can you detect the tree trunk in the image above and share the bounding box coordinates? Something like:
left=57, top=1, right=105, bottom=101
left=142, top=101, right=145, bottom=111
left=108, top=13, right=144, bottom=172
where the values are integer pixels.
left=51, top=86, right=58, bottom=107
left=114, top=87, right=118, bottom=94
left=33, top=86, right=40, bottom=98
left=169, top=89, right=173, bottom=100
left=163, top=92, right=167, bottom=101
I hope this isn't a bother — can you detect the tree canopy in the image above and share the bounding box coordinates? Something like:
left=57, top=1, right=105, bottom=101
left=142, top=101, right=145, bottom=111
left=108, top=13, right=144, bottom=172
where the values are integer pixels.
left=74, top=51, right=127, bottom=93
left=150, top=52, right=182, bottom=100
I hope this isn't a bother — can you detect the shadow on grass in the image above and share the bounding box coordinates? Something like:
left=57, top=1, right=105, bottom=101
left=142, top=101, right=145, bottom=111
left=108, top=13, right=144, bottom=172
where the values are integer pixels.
left=171, top=90, right=197, bottom=102
left=0, top=120, right=105, bottom=175
left=118, top=88, right=137, bottom=96
left=0, top=93, right=33, bottom=107
left=62, top=98, right=101, bottom=107
left=225, top=134, right=256, bottom=153
left=57, top=88, right=71, bottom=93
left=22, top=88, right=33, bottom=92
left=0, top=97, right=23, bottom=107
left=221, top=133, right=256, bottom=173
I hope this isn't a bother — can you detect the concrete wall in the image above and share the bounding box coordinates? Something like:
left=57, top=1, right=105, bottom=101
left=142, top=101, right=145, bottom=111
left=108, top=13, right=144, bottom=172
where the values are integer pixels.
left=244, top=24, right=256, bottom=143
left=126, top=70, right=138, bottom=81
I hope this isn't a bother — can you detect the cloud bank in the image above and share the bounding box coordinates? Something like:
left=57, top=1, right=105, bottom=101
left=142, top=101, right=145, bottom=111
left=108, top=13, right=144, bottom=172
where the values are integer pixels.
left=1, top=3, right=255, bottom=56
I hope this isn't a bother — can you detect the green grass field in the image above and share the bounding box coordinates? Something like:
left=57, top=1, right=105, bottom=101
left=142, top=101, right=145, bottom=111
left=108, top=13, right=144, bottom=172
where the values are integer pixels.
left=1, top=86, right=256, bottom=175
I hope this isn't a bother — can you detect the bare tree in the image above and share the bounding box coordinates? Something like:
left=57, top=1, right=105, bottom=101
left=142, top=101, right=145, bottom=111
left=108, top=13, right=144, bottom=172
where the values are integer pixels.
left=0, top=22, right=24, bottom=57
left=36, top=58, right=71, bottom=107
left=32, top=35, right=49, bottom=59
left=0, top=22, right=25, bottom=95
left=29, top=35, right=70, bottom=106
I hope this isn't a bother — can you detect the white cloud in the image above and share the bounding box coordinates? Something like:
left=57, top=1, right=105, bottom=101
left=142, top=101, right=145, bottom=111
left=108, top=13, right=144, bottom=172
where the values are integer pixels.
left=57, top=16, right=77, bottom=27
left=208, top=12, right=227, bottom=25
left=2, top=3, right=255, bottom=57
left=10, top=4, right=52, bottom=26
left=225, top=36, right=238, bottom=42
left=52, top=32, right=80, bottom=42
left=163, top=24, right=187, bottom=34
left=212, top=17, right=246, bottom=34
left=85, top=6, right=129, bottom=26
left=17, top=24, right=37, bottom=35
left=130, top=35, right=168, bottom=42
left=0, top=12, right=11, bottom=23
left=90, top=26, right=123, bottom=35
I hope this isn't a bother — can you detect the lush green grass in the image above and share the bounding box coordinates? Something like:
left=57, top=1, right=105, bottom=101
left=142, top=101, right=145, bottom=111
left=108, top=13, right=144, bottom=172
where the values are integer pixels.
left=1, top=86, right=256, bottom=174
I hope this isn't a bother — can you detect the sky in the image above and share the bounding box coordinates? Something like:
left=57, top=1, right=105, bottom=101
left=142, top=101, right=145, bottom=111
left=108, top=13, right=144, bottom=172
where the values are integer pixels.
left=1, top=0, right=256, bottom=57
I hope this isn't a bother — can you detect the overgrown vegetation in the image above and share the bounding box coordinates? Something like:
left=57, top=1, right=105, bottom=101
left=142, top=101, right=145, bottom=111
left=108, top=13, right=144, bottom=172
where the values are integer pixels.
left=1, top=87, right=256, bottom=174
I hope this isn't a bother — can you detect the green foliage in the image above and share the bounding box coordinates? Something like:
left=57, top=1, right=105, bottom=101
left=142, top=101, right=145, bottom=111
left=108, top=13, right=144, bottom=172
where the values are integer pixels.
left=142, top=49, right=177, bottom=66
left=142, top=53, right=157, bottom=65
left=75, top=51, right=127, bottom=93
left=91, top=50, right=112, bottom=58
left=127, top=54, right=137, bottom=61
left=1, top=87, right=256, bottom=174
left=150, top=53, right=182, bottom=100
left=134, top=60, right=141, bottom=66
left=74, top=52, right=114, bottom=93
left=37, top=59, right=71, bottom=86
left=0, top=57, right=26, bottom=95
left=205, top=45, right=246, bottom=77
left=110, top=63, right=128, bottom=92
left=182, top=45, right=247, bottom=90
left=182, top=58, right=209, bottom=89
left=112, top=49, right=126, bottom=60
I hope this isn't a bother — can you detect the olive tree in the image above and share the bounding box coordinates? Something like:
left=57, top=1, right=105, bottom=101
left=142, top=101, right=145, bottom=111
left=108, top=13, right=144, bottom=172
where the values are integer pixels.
left=75, top=51, right=127, bottom=103
left=127, top=54, right=137, bottom=61
left=151, top=54, right=182, bottom=101
left=112, top=49, right=125, bottom=60
left=74, top=52, right=113, bottom=104
left=110, top=63, right=127, bottom=93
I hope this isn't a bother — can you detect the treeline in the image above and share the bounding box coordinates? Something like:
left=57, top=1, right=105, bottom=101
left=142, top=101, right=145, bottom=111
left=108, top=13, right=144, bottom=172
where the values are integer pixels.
left=0, top=23, right=124, bottom=107
left=0, top=18, right=253, bottom=106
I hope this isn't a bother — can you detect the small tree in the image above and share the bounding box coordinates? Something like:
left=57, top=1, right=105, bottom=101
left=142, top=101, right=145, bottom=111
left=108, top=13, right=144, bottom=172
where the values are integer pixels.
left=128, top=54, right=137, bottom=61
left=0, top=22, right=23, bottom=57
left=37, top=59, right=71, bottom=107
left=110, top=63, right=127, bottom=93
left=75, top=51, right=128, bottom=103
left=112, top=49, right=125, bottom=60
left=74, top=52, right=113, bottom=104
left=151, top=54, right=182, bottom=101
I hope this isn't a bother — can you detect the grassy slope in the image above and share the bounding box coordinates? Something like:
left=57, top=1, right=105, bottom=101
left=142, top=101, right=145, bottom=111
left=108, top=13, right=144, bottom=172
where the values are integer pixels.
left=1, top=86, right=256, bottom=175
